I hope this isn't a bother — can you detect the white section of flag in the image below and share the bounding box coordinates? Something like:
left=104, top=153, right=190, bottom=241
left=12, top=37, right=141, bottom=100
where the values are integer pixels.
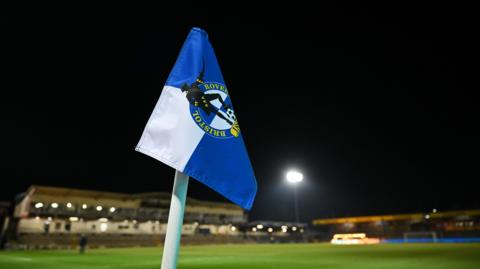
left=135, top=86, right=205, bottom=171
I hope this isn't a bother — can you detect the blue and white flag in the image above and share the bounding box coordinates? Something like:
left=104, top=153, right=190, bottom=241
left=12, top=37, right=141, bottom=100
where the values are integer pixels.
left=136, top=28, right=257, bottom=210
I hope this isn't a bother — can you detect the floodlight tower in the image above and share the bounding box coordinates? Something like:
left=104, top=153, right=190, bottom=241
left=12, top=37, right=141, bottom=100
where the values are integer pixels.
left=286, top=170, right=303, bottom=223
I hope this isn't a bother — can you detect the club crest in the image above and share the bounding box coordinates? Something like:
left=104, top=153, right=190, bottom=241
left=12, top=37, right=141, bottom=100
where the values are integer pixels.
left=181, top=66, right=240, bottom=139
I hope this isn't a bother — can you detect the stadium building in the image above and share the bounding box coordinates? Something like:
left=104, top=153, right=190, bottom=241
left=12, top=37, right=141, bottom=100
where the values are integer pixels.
left=313, top=209, right=480, bottom=243
left=11, top=185, right=248, bottom=248
left=244, top=221, right=308, bottom=243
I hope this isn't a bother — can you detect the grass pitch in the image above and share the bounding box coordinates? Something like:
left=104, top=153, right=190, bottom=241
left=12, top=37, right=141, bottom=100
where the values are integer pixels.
left=1, top=243, right=479, bottom=269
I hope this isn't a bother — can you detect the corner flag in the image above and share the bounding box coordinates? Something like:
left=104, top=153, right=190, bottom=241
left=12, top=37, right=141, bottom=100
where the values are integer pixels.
left=136, top=28, right=257, bottom=210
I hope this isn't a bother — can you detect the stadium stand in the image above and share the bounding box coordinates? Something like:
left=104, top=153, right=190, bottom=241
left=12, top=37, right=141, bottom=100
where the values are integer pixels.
left=244, top=221, right=309, bottom=243
left=313, top=209, right=480, bottom=243
left=3, top=186, right=311, bottom=249
left=9, top=185, right=248, bottom=248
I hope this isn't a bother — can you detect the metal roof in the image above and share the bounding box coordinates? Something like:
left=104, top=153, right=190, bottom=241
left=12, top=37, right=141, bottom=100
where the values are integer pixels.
left=24, top=185, right=243, bottom=210
left=313, top=209, right=480, bottom=225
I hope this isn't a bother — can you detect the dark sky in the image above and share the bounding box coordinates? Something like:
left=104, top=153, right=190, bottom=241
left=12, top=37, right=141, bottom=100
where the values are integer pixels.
left=2, top=2, right=478, bottom=222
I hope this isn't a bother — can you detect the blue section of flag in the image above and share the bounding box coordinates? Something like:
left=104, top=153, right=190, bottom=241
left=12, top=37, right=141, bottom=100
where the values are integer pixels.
left=166, top=28, right=225, bottom=89
left=184, top=135, right=257, bottom=210
left=165, top=27, right=257, bottom=210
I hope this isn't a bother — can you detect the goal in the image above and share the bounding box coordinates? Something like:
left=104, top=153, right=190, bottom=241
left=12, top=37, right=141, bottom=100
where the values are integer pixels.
left=403, top=231, right=438, bottom=243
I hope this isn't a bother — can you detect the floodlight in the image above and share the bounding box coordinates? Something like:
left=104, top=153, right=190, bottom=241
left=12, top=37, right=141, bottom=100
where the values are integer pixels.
left=286, top=170, right=303, bottom=183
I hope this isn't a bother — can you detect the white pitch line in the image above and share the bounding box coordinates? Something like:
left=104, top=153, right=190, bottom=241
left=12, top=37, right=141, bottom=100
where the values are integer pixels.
left=1, top=256, right=33, bottom=262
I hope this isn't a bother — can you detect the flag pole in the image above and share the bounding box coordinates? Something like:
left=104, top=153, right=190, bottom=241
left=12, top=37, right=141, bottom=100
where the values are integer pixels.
left=161, top=170, right=189, bottom=269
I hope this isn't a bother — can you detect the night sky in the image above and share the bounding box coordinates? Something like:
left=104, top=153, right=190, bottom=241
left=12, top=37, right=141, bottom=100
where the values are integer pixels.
left=2, top=2, right=478, bottom=222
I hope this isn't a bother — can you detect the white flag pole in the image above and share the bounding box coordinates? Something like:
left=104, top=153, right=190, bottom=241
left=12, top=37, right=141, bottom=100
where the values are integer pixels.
left=161, top=170, right=189, bottom=269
